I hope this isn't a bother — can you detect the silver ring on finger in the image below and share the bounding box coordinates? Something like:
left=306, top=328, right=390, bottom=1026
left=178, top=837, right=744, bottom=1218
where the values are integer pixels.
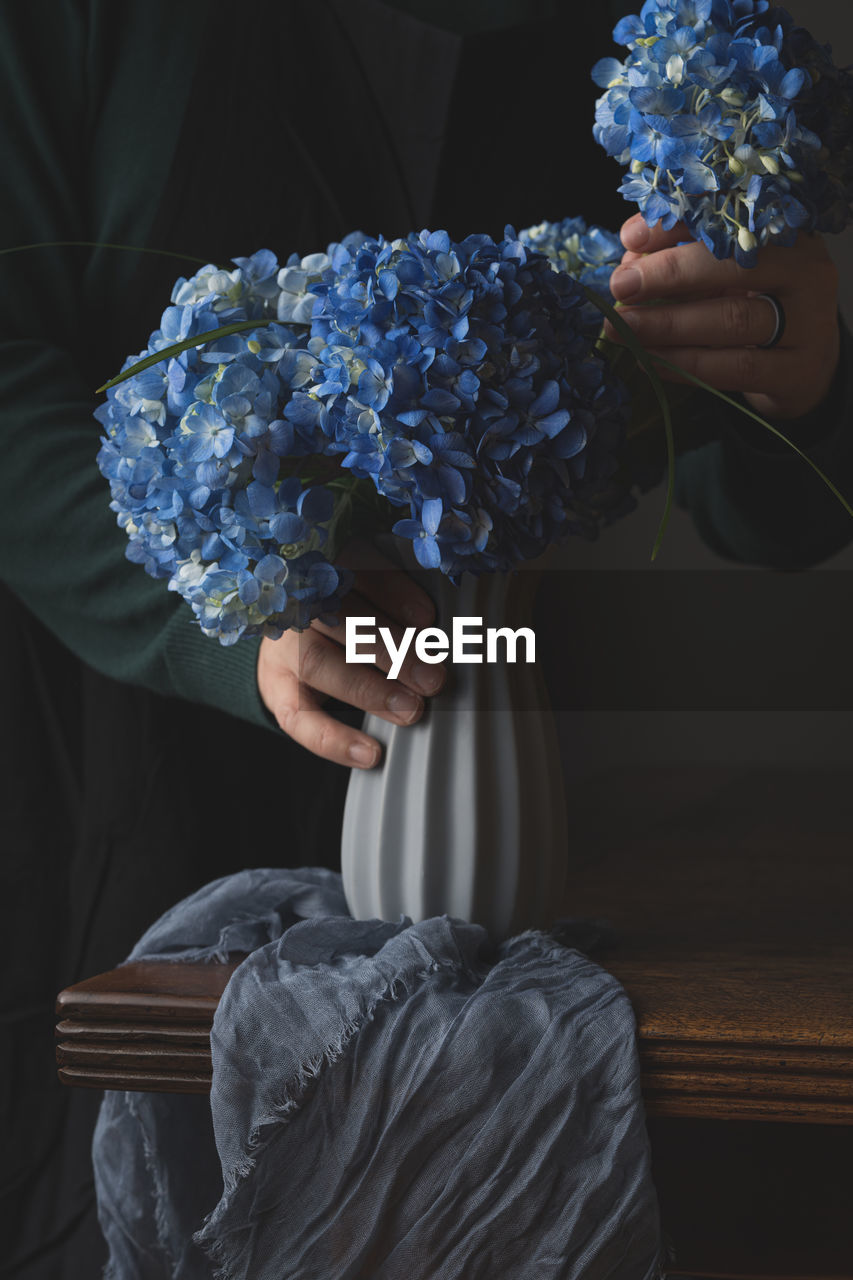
left=756, top=293, right=786, bottom=349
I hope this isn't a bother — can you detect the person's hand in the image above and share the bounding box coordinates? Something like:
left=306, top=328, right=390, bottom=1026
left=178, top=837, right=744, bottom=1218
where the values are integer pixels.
left=257, top=539, right=446, bottom=769
left=603, top=213, right=840, bottom=422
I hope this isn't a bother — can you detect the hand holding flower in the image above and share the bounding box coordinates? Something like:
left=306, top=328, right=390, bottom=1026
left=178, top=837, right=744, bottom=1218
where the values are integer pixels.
left=604, top=213, right=841, bottom=423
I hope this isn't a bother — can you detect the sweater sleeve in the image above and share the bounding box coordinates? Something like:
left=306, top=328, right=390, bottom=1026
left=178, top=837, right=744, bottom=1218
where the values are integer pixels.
left=675, top=317, right=853, bottom=568
left=0, top=2, right=273, bottom=729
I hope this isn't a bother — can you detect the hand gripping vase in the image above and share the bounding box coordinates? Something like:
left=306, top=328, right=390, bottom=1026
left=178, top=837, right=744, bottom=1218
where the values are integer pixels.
left=341, top=557, right=568, bottom=940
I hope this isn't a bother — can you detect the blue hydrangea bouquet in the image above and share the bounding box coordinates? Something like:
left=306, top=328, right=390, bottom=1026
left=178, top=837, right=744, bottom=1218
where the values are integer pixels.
left=593, top=0, right=853, bottom=264
left=93, top=0, right=853, bottom=647
left=95, top=226, right=638, bottom=644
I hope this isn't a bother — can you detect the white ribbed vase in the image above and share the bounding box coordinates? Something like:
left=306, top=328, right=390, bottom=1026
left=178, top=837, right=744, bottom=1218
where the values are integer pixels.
left=341, top=564, right=567, bottom=940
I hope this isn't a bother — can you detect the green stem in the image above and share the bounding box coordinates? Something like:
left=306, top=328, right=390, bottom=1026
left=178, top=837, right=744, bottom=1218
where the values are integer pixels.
left=643, top=351, right=853, bottom=520
left=586, top=290, right=676, bottom=559
left=95, top=319, right=277, bottom=393
left=586, top=288, right=853, bottom=543
left=0, top=238, right=246, bottom=394
left=0, top=239, right=224, bottom=268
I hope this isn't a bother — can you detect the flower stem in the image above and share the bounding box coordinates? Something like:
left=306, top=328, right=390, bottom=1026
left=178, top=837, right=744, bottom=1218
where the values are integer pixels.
left=95, top=320, right=277, bottom=393
left=585, top=289, right=676, bottom=559
left=0, top=239, right=224, bottom=269
left=585, top=288, right=853, bottom=544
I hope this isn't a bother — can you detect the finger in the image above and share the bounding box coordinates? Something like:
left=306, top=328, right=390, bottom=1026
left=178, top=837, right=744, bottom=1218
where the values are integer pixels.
left=603, top=294, right=786, bottom=350
left=310, top=590, right=447, bottom=696
left=620, top=213, right=693, bottom=254
left=621, top=244, right=694, bottom=268
left=291, top=627, right=430, bottom=727
left=336, top=537, right=435, bottom=628
left=609, top=237, right=809, bottom=306
left=269, top=675, right=383, bottom=769
left=640, top=344, right=786, bottom=394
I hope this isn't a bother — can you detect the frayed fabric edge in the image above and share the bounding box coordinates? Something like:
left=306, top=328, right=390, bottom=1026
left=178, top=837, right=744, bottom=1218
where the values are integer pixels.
left=116, top=1092, right=186, bottom=1277
left=193, top=957, right=464, bottom=1278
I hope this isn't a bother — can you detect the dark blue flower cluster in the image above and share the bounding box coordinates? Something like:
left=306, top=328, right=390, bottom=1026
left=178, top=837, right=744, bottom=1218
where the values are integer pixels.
left=305, top=228, right=627, bottom=574
left=519, top=217, right=624, bottom=331
left=97, top=230, right=628, bottom=642
left=593, top=0, right=853, bottom=265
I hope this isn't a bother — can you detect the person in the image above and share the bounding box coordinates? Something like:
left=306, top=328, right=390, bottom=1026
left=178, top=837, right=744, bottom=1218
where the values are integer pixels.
left=1, top=1, right=849, bottom=1275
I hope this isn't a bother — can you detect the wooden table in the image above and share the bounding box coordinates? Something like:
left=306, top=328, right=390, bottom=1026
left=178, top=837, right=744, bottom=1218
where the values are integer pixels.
left=56, top=767, right=853, bottom=1278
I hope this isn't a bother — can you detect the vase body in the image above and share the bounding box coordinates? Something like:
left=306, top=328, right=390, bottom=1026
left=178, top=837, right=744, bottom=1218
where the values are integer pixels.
left=341, top=563, right=567, bottom=940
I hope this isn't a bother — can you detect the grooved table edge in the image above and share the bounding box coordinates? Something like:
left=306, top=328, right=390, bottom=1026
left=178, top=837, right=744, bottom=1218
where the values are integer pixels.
left=57, top=1065, right=212, bottom=1095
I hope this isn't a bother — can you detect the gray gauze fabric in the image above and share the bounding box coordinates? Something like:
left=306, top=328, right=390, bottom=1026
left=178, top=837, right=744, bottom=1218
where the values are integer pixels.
left=93, top=868, right=663, bottom=1279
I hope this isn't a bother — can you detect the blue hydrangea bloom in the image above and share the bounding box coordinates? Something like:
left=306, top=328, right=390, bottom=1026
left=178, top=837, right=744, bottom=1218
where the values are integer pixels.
left=593, top=1, right=853, bottom=265
left=96, top=250, right=350, bottom=644
left=97, top=232, right=629, bottom=640
left=308, top=227, right=629, bottom=577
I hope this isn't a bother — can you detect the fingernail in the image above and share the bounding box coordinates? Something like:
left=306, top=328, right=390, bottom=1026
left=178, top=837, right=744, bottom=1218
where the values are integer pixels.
left=410, top=662, right=444, bottom=695
left=610, top=267, right=641, bottom=301
left=386, top=688, right=422, bottom=723
left=348, top=739, right=379, bottom=767
left=623, top=221, right=649, bottom=250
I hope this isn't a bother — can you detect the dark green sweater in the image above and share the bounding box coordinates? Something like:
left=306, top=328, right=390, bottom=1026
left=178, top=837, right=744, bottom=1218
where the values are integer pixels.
left=0, top=2, right=272, bottom=727
left=1, top=0, right=851, bottom=729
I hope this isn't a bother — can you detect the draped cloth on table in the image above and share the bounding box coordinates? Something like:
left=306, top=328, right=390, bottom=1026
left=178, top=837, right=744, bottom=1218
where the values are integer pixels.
left=93, top=868, right=664, bottom=1279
